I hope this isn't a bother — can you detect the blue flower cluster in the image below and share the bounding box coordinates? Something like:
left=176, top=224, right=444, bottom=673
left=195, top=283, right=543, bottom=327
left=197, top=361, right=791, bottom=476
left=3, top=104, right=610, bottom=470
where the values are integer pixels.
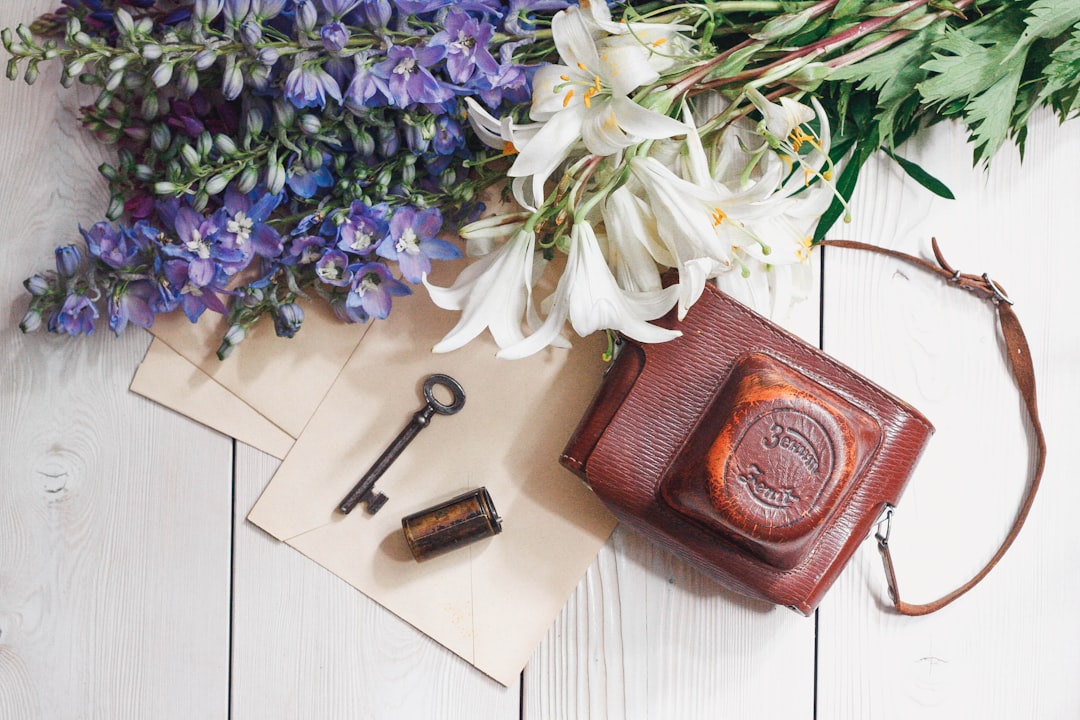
left=18, top=0, right=581, bottom=351
left=23, top=184, right=464, bottom=346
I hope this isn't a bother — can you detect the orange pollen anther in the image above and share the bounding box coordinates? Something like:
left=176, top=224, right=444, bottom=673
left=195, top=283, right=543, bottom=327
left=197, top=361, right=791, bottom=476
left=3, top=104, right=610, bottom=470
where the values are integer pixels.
left=712, top=208, right=727, bottom=226
left=577, top=61, right=588, bottom=71
left=560, top=74, right=570, bottom=81
left=502, top=141, right=518, bottom=156
left=652, top=37, right=667, bottom=47
left=563, top=89, right=575, bottom=107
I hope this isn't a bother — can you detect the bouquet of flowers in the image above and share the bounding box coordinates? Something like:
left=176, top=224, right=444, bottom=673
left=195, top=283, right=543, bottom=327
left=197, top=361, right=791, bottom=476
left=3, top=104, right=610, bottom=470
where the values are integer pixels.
left=8, top=0, right=1080, bottom=359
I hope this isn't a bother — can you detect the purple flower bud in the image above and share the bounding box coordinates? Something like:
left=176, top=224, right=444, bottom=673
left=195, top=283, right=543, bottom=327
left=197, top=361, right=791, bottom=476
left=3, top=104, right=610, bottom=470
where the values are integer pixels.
left=299, top=114, right=321, bottom=135
left=222, top=56, right=244, bottom=100
left=218, top=323, right=247, bottom=357
left=194, top=49, right=218, bottom=70
left=195, top=0, right=225, bottom=22
left=240, top=20, right=263, bottom=45
left=273, top=302, right=304, bottom=338
left=257, top=47, right=279, bottom=66
left=25, top=274, right=51, bottom=296
left=20, top=310, right=42, bottom=333
left=55, top=245, right=82, bottom=277
left=376, top=124, right=399, bottom=158
left=295, top=0, right=318, bottom=33
left=321, top=21, right=349, bottom=53
left=433, top=114, right=464, bottom=155
left=179, top=65, right=200, bottom=97
left=224, top=0, right=251, bottom=26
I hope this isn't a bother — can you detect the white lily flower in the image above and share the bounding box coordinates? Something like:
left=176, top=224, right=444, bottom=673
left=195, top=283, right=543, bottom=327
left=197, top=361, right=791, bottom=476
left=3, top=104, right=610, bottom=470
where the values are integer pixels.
left=507, top=6, right=688, bottom=209
left=497, top=220, right=681, bottom=360
left=463, top=97, right=541, bottom=156
left=578, top=0, right=695, bottom=72
left=600, top=186, right=669, bottom=291
left=747, top=87, right=816, bottom=145
left=630, top=155, right=738, bottom=318
left=425, top=228, right=555, bottom=353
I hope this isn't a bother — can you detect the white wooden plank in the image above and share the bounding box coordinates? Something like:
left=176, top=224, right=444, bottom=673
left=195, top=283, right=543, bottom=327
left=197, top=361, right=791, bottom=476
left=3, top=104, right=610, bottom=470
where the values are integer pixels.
left=0, top=3, right=234, bottom=717
left=817, top=110, right=1080, bottom=718
left=524, top=261, right=822, bottom=720
left=230, top=445, right=520, bottom=719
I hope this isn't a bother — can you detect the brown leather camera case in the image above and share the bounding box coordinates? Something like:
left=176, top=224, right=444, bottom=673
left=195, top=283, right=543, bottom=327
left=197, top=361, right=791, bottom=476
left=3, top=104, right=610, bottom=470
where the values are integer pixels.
left=561, top=283, right=934, bottom=615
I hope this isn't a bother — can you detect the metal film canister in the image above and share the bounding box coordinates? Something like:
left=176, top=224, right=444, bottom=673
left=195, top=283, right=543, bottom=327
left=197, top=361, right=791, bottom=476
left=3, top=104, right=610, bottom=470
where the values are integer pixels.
left=401, top=487, right=502, bottom=562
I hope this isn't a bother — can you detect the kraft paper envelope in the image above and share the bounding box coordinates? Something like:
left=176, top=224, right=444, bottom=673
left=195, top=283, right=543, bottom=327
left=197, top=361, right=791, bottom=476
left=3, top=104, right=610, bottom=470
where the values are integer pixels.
left=130, top=338, right=296, bottom=460
left=149, top=292, right=372, bottom=438
left=245, top=271, right=617, bottom=685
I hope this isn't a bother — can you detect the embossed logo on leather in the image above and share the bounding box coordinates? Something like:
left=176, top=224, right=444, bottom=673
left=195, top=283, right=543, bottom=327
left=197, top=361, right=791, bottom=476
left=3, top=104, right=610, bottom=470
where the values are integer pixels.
left=712, top=407, right=836, bottom=529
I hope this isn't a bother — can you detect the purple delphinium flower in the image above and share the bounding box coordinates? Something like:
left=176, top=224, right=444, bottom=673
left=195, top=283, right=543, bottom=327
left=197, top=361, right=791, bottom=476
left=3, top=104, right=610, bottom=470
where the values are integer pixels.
left=284, top=61, right=343, bottom=109
left=108, top=280, right=155, bottom=335
left=354, top=0, right=390, bottom=29
left=344, top=57, right=391, bottom=112
left=336, top=200, right=389, bottom=256
left=162, top=258, right=228, bottom=322
left=216, top=185, right=284, bottom=260
left=331, top=295, right=368, bottom=323
left=55, top=293, right=98, bottom=336
left=346, top=261, right=410, bottom=319
left=286, top=154, right=334, bottom=198
left=164, top=204, right=246, bottom=278
left=372, top=45, right=452, bottom=108
left=429, top=10, right=498, bottom=84
left=470, top=62, right=534, bottom=108
left=433, top=114, right=465, bottom=155
left=315, top=249, right=353, bottom=287
left=376, top=207, right=460, bottom=283
left=81, top=221, right=153, bottom=269
left=286, top=234, right=328, bottom=265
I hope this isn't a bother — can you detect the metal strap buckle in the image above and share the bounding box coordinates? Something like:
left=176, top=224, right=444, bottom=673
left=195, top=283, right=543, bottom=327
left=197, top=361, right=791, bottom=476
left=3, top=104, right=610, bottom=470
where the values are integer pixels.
left=982, top=273, right=1014, bottom=306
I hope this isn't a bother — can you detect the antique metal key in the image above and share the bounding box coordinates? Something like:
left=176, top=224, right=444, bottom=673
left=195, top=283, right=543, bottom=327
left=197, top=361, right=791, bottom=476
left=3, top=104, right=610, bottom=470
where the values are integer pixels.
left=337, top=374, right=466, bottom=515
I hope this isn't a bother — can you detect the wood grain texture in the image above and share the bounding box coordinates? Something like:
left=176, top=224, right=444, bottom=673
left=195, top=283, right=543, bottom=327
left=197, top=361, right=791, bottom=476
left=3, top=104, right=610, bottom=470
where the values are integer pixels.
left=0, top=3, right=234, bottom=718
left=524, top=261, right=822, bottom=720
left=816, top=109, right=1080, bottom=719
left=230, top=445, right=520, bottom=719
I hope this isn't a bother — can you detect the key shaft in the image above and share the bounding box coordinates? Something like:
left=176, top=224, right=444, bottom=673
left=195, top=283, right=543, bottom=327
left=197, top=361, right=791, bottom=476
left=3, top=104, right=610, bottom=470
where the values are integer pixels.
left=337, top=406, right=434, bottom=514
left=337, top=374, right=466, bottom=516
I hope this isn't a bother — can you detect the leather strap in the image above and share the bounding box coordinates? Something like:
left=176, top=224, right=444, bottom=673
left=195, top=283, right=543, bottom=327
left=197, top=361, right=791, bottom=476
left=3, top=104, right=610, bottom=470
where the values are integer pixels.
left=819, top=238, right=1046, bottom=616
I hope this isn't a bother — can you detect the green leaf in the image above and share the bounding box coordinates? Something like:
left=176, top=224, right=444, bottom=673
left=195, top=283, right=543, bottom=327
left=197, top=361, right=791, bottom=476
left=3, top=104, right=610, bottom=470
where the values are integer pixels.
left=813, top=124, right=879, bottom=242
left=1005, top=0, right=1080, bottom=62
left=883, top=149, right=955, bottom=199
left=1036, top=26, right=1080, bottom=116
